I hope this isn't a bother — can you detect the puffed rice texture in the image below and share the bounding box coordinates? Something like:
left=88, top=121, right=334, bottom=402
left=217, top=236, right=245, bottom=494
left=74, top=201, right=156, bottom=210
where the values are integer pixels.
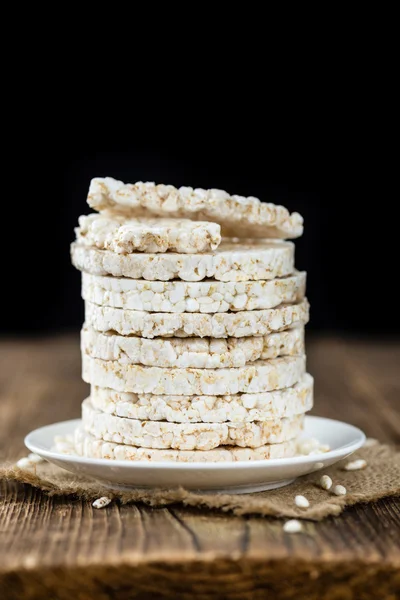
left=90, top=373, right=313, bottom=423
left=71, top=239, right=295, bottom=282
left=74, top=428, right=298, bottom=462
left=82, top=354, right=306, bottom=395
left=87, top=177, right=303, bottom=239
left=82, top=399, right=304, bottom=450
left=76, top=214, right=221, bottom=254
left=84, top=299, right=309, bottom=339
left=81, top=271, right=306, bottom=313
left=81, top=326, right=305, bottom=368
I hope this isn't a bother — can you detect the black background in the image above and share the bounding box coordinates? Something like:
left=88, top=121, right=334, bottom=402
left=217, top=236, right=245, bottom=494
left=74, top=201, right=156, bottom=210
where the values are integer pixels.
left=2, top=148, right=398, bottom=336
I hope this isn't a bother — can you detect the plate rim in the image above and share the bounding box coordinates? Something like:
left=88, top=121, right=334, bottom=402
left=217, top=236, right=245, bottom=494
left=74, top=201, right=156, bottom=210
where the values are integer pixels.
left=25, top=416, right=366, bottom=470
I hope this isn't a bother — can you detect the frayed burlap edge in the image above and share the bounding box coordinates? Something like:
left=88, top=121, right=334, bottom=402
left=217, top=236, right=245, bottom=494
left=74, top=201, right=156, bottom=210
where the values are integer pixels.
left=1, top=443, right=399, bottom=521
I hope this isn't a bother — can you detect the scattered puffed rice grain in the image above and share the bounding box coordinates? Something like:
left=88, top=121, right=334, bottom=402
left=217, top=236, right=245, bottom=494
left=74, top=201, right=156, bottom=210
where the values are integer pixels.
left=28, top=453, right=44, bottom=463
left=333, top=485, right=347, bottom=496
left=320, top=475, right=332, bottom=490
left=295, top=495, right=310, bottom=508
left=283, top=519, right=303, bottom=533
left=344, top=459, right=367, bottom=471
left=312, top=462, right=324, bottom=471
left=57, top=443, right=75, bottom=454
left=92, top=497, right=112, bottom=509
left=318, top=444, right=330, bottom=453
left=364, top=438, right=378, bottom=447
left=297, top=438, right=320, bottom=455
left=16, top=457, right=34, bottom=469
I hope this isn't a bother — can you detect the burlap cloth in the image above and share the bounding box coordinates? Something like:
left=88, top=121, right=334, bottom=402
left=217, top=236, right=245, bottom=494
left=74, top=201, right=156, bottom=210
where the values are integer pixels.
left=1, top=442, right=399, bottom=520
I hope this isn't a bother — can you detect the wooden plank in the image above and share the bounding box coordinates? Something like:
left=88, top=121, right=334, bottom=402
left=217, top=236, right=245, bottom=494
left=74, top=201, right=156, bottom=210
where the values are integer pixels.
left=306, top=335, right=400, bottom=443
left=0, top=335, right=399, bottom=600
left=1, top=479, right=399, bottom=568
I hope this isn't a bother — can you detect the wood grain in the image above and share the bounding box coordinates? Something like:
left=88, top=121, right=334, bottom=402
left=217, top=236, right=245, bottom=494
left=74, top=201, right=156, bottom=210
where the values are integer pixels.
left=0, top=334, right=399, bottom=600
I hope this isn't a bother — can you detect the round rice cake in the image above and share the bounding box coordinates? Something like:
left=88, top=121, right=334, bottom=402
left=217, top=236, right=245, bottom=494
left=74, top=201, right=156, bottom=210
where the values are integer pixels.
left=81, top=326, right=305, bottom=368
left=81, top=271, right=306, bottom=313
left=74, top=428, right=298, bottom=462
left=90, top=373, right=313, bottom=423
left=75, top=214, right=221, bottom=254
left=87, top=177, right=303, bottom=239
left=84, top=299, right=309, bottom=338
left=82, top=354, right=306, bottom=395
left=81, top=399, right=304, bottom=450
left=71, top=239, right=295, bottom=282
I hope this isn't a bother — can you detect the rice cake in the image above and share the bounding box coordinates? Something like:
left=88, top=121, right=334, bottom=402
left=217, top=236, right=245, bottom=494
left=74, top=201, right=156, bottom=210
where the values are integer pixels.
left=82, top=399, right=304, bottom=450
left=74, top=428, right=298, bottom=462
left=82, top=271, right=306, bottom=313
left=81, top=326, right=305, bottom=368
left=75, top=214, right=221, bottom=254
left=71, top=239, right=295, bottom=282
left=87, top=177, right=303, bottom=239
left=82, top=354, right=306, bottom=395
left=90, top=373, right=313, bottom=423
left=84, top=299, right=309, bottom=338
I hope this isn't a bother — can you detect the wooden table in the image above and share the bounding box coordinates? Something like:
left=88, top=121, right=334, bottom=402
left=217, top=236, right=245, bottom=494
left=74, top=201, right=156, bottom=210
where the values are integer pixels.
left=0, top=335, right=399, bottom=600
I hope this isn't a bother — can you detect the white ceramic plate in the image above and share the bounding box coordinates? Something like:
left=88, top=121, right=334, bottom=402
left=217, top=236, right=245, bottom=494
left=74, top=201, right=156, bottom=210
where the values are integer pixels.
left=25, top=416, right=365, bottom=494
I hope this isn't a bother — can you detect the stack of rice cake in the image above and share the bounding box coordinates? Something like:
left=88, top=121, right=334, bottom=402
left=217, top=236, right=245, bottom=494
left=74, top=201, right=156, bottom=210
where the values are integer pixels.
left=71, top=178, right=312, bottom=462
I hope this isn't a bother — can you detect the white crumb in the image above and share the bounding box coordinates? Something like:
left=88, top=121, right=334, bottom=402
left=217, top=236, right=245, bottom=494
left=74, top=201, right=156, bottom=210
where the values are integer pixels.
left=333, top=485, right=347, bottom=496
left=27, top=453, right=44, bottom=464
left=16, top=457, right=34, bottom=469
left=344, top=459, right=367, bottom=471
left=295, top=495, right=310, bottom=508
left=363, top=438, right=378, bottom=447
left=92, top=497, right=112, bottom=509
left=319, top=475, right=333, bottom=490
left=283, top=520, right=303, bottom=533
